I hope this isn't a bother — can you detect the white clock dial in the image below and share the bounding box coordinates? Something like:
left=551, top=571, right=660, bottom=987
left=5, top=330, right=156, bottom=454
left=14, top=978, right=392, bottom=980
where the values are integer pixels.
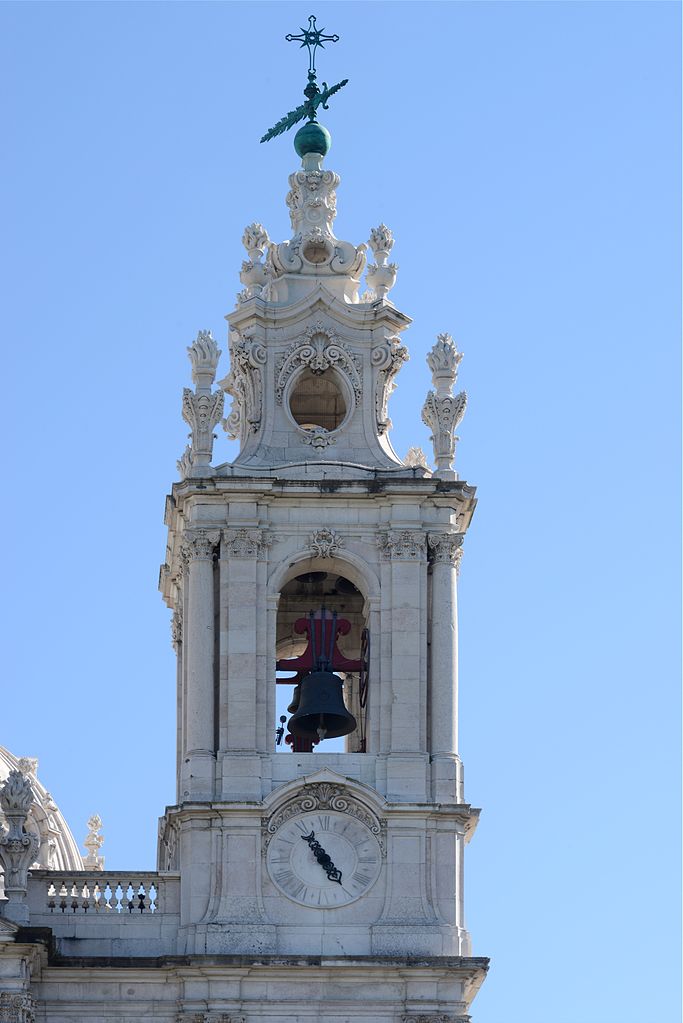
left=266, top=811, right=381, bottom=908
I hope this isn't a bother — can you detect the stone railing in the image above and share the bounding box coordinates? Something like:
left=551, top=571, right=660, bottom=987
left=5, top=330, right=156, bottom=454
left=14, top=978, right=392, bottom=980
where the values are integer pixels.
left=27, top=870, right=179, bottom=916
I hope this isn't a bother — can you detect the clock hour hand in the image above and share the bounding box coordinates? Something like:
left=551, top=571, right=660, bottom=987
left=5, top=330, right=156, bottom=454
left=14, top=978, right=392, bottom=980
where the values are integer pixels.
left=301, top=830, right=343, bottom=885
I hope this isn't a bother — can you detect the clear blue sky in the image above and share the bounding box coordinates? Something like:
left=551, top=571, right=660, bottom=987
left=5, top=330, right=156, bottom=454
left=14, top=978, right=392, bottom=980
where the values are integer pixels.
left=1, top=3, right=680, bottom=1021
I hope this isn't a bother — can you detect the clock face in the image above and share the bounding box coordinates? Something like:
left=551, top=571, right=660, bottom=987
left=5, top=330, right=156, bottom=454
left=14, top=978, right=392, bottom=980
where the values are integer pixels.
left=266, top=811, right=381, bottom=908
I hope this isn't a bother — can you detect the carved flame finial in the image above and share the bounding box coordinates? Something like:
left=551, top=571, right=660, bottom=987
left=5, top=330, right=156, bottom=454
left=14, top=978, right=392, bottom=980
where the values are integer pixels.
left=421, top=333, right=467, bottom=479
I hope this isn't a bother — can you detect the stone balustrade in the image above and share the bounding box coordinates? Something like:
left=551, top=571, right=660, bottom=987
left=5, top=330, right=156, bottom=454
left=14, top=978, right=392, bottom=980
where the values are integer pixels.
left=27, top=870, right=179, bottom=917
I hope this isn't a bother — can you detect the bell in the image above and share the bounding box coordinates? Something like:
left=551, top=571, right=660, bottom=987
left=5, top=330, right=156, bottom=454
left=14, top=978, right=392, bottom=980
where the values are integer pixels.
left=288, top=670, right=357, bottom=740
left=287, top=684, right=301, bottom=714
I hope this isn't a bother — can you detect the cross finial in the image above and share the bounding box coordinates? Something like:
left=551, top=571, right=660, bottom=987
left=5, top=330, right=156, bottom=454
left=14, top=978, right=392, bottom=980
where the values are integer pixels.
left=286, top=15, right=340, bottom=79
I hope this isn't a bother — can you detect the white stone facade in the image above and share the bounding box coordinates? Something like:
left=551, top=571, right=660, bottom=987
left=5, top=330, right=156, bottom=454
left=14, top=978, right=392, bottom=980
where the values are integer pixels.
left=0, top=141, right=487, bottom=1020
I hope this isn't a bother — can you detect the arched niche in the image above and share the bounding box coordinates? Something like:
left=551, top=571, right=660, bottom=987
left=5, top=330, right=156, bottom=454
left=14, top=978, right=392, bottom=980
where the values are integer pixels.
left=272, top=558, right=372, bottom=755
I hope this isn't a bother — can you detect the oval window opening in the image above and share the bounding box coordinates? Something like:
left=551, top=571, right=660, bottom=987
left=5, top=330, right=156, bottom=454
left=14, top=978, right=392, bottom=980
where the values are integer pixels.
left=289, top=368, right=347, bottom=432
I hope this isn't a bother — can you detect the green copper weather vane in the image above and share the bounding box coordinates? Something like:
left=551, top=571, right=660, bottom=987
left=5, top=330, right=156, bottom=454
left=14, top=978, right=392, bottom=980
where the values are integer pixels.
left=260, top=15, right=348, bottom=157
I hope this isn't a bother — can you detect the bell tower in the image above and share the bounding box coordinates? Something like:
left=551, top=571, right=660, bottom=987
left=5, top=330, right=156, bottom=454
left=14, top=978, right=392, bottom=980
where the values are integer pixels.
left=158, top=18, right=488, bottom=1020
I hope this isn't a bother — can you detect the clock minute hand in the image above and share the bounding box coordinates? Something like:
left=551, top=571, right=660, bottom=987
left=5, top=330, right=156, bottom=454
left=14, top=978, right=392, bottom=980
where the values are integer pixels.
left=301, top=830, right=343, bottom=885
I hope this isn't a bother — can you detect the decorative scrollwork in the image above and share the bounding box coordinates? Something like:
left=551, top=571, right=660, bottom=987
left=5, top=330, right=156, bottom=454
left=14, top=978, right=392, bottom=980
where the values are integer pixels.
left=372, top=334, right=409, bottom=434
left=264, top=783, right=384, bottom=851
left=219, top=329, right=267, bottom=442
left=275, top=322, right=362, bottom=410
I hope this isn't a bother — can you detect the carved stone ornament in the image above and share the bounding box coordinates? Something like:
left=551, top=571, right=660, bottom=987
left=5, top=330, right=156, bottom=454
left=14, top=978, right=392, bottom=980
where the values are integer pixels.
left=301, top=426, right=336, bottom=449
left=0, top=770, right=40, bottom=924
left=372, top=334, right=409, bottom=434
left=310, top=528, right=343, bottom=558
left=268, top=164, right=366, bottom=280
left=177, top=445, right=193, bottom=480
left=238, top=222, right=273, bottom=301
left=275, top=321, right=362, bottom=408
left=427, top=533, right=464, bottom=565
left=182, top=389, right=224, bottom=464
left=170, top=609, right=183, bottom=646
left=219, top=329, right=267, bottom=442
left=264, top=783, right=384, bottom=852
left=222, top=528, right=272, bottom=559
left=82, top=813, right=104, bottom=870
left=405, top=446, right=429, bottom=468
left=177, top=1015, right=245, bottom=1023
left=242, top=221, right=269, bottom=260
left=377, top=530, right=427, bottom=560
left=422, top=333, right=467, bottom=476
left=182, top=529, right=219, bottom=563
left=402, top=1016, right=470, bottom=1023
left=0, top=992, right=36, bottom=1023
left=187, top=330, right=221, bottom=388
left=366, top=222, right=398, bottom=300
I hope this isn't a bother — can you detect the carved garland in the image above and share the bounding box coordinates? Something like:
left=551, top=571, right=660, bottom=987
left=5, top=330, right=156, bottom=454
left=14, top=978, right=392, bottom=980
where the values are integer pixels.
left=263, top=783, right=384, bottom=852
left=275, top=322, right=362, bottom=410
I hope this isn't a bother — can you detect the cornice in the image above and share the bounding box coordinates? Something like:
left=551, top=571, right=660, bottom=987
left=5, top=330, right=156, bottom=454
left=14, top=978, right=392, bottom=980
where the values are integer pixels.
left=226, top=283, right=412, bottom=333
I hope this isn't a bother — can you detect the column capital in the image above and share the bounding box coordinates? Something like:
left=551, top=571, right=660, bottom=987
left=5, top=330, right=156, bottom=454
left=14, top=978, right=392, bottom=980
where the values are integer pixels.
left=377, top=529, right=427, bottom=561
left=222, top=527, right=272, bottom=559
left=427, top=532, right=464, bottom=565
left=182, top=529, right=220, bottom=562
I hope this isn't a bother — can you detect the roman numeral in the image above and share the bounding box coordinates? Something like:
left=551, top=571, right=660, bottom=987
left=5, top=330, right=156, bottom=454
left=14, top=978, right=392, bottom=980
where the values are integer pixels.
left=351, top=871, right=371, bottom=889
left=318, top=815, right=331, bottom=830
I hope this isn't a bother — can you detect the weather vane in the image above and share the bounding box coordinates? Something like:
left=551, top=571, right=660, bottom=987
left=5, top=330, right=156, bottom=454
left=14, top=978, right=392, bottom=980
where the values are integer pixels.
left=260, top=14, right=348, bottom=155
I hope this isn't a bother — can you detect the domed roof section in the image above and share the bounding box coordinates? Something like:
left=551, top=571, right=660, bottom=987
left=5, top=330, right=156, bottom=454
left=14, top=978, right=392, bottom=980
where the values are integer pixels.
left=0, top=746, right=83, bottom=872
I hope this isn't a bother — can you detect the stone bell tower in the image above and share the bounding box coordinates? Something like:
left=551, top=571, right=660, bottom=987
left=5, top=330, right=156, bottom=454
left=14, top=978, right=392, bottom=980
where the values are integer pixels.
left=157, top=20, right=488, bottom=1021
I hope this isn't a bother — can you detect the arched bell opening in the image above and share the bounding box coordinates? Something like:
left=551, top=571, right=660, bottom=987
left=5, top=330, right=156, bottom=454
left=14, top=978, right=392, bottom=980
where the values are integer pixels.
left=275, top=569, right=369, bottom=753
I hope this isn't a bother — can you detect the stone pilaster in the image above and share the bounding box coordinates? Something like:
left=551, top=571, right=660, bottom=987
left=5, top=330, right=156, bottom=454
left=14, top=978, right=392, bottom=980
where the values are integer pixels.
left=181, top=529, right=219, bottom=800
left=428, top=532, right=465, bottom=802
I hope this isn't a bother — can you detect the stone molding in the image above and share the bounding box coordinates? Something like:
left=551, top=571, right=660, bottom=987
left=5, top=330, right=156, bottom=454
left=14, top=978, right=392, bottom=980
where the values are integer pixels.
left=275, top=322, right=362, bottom=409
left=182, top=530, right=220, bottom=563
left=372, top=334, right=409, bottom=434
left=310, top=528, right=344, bottom=558
left=263, top=782, right=384, bottom=851
left=0, top=993, right=35, bottom=1023
left=222, top=528, right=272, bottom=560
left=219, top=329, right=267, bottom=441
left=377, top=530, right=427, bottom=561
left=427, top=533, right=464, bottom=565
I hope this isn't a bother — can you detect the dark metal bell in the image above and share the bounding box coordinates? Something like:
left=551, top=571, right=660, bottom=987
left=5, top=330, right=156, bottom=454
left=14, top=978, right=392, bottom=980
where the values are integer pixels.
left=288, top=670, right=357, bottom=740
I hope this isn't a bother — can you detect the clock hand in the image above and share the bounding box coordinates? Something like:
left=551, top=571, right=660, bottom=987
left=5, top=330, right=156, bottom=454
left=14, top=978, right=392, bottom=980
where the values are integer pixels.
left=301, top=830, right=343, bottom=885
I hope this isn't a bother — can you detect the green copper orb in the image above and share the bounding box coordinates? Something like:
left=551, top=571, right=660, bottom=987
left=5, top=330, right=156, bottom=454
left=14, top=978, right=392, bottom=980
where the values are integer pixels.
left=294, top=120, right=331, bottom=157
